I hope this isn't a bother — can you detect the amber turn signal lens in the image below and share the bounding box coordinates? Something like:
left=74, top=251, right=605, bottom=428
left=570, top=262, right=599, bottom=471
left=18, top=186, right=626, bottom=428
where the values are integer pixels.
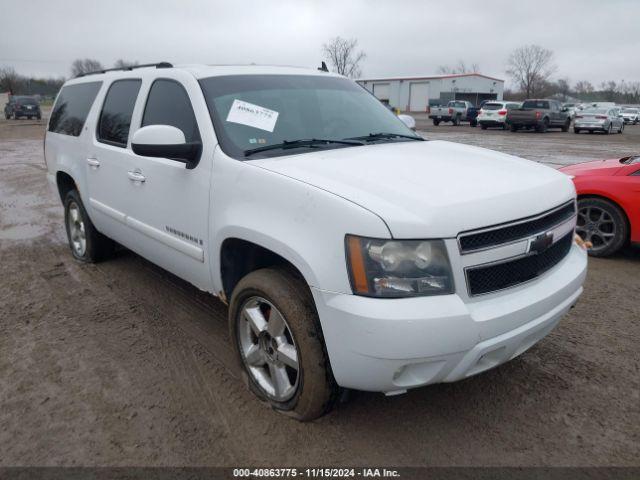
left=346, top=235, right=369, bottom=294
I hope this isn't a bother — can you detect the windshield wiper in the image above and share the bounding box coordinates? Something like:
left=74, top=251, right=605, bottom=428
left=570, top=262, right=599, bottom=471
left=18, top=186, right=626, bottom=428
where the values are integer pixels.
left=346, top=132, right=424, bottom=142
left=244, top=138, right=364, bottom=157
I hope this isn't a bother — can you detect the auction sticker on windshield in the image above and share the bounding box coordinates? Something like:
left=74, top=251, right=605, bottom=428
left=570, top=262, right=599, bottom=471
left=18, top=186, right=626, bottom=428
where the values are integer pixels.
left=226, top=99, right=279, bottom=132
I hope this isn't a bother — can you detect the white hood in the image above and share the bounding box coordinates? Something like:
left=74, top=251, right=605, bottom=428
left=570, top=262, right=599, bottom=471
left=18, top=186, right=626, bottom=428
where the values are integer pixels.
left=250, top=140, right=575, bottom=238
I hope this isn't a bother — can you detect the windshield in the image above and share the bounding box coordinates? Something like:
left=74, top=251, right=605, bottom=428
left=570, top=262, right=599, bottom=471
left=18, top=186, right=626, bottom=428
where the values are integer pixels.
left=483, top=103, right=503, bottom=110
left=199, top=74, right=419, bottom=159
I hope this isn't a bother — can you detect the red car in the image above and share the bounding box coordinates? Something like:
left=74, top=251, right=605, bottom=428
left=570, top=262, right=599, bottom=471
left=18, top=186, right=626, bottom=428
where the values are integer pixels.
left=559, top=156, right=640, bottom=256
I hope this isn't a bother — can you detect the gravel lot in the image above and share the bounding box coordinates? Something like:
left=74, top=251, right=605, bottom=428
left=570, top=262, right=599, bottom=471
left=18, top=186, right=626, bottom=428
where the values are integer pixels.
left=0, top=113, right=638, bottom=467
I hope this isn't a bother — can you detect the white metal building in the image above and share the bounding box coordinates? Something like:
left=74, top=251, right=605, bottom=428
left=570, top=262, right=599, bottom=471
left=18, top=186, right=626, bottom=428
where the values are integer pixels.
left=357, top=73, right=504, bottom=112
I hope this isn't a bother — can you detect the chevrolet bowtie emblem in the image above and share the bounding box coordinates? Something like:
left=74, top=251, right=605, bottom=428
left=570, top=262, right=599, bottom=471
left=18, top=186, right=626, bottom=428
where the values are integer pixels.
left=528, top=231, right=554, bottom=254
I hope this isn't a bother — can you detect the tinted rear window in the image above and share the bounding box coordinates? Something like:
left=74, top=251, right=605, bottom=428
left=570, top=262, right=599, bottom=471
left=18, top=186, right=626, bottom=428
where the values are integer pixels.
left=483, top=103, right=503, bottom=110
left=142, top=79, right=200, bottom=142
left=48, top=82, right=102, bottom=136
left=97, top=79, right=142, bottom=147
left=582, top=108, right=607, bottom=115
left=18, top=97, right=38, bottom=105
left=522, top=100, right=549, bottom=109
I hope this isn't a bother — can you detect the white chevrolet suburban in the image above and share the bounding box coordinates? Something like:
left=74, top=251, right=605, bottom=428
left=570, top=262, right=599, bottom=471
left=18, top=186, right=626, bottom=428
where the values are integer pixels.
left=45, top=63, right=587, bottom=420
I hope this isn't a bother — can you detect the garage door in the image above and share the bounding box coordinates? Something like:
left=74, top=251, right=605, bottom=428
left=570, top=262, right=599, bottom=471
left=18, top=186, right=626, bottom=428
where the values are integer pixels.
left=372, top=83, right=390, bottom=101
left=409, top=82, right=429, bottom=112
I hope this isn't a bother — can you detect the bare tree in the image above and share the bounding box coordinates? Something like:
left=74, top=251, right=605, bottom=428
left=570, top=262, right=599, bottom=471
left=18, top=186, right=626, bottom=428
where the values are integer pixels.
left=70, top=58, right=104, bottom=77
left=114, top=59, right=139, bottom=69
left=506, top=45, right=556, bottom=98
left=437, top=60, right=480, bottom=75
left=322, top=37, right=366, bottom=78
left=0, top=66, right=22, bottom=94
left=574, top=80, right=594, bottom=95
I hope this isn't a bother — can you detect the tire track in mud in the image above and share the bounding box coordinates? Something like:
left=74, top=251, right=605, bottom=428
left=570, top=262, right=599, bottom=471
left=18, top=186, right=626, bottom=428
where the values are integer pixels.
left=68, top=247, right=308, bottom=464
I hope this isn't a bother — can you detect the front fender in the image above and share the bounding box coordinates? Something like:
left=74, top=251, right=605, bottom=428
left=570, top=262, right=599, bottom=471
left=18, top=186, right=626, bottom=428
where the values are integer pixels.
left=209, top=149, right=391, bottom=294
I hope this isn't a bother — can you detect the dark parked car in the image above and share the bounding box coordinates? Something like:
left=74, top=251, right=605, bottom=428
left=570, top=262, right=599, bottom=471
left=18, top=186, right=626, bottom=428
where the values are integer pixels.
left=506, top=99, right=571, bottom=133
left=4, top=96, right=42, bottom=120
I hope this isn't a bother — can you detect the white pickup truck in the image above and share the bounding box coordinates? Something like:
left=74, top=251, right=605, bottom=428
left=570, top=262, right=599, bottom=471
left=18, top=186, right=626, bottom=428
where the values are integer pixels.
left=45, top=63, right=587, bottom=420
left=428, top=100, right=477, bottom=126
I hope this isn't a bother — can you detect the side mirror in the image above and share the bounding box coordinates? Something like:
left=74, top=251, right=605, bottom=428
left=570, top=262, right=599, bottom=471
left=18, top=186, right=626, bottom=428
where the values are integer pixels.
left=398, top=114, right=416, bottom=131
left=131, top=125, right=202, bottom=169
left=561, top=107, right=568, bottom=112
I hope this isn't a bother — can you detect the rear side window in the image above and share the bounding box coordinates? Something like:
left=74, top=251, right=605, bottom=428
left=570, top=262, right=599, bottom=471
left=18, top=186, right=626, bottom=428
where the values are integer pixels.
left=97, top=79, right=142, bottom=147
left=49, top=82, right=102, bottom=136
left=522, top=100, right=549, bottom=109
left=142, top=79, right=200, bottom=142
left=483, top=103, right=503, bottom=110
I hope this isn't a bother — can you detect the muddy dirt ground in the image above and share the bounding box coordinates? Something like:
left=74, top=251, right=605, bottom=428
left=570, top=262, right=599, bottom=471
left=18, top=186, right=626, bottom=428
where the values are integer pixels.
left=0, top=113, right=638, bottom=467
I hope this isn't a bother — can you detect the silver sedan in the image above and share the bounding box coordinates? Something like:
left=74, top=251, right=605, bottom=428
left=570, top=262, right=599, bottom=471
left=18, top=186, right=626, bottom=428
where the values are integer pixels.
left=574, top=107, right=625, bottom=134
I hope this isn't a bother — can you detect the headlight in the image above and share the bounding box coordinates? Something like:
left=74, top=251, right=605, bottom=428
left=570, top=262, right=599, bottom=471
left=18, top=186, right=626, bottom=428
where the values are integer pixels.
left=345, top=235, right=454, bottom=298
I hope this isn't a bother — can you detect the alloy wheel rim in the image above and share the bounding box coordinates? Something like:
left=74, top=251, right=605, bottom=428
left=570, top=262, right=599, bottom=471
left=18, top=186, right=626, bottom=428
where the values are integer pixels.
left=67, top=202, right=87, bottom=256
left=576, top=206, right=616, bottom=252
left=238, top=296, right=300, bottom=402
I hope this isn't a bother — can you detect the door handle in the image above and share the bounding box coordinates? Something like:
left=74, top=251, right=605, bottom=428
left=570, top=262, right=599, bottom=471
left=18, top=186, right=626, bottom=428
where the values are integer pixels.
left=127, top=170, right=146, bottom=183
left=86, top=158, right=100, bottom=168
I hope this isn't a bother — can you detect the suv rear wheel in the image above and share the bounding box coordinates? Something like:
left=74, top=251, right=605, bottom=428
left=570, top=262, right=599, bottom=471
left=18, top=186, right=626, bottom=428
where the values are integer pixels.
left=64, top=189, right=114, bottom=262
left=229, top=268, right=338, bottom=421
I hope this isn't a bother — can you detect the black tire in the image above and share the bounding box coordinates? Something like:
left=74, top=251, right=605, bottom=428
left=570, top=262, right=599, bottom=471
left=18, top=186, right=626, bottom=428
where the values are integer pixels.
left=37, top=114, right=41, bottom=120
left=604, top=123, right=612, bottom=135
left=574, top=128, right=580, bottom=134
left=452, top=115, right=460, bottom=126
left=229, top=268, right=339, bottom=421
left=510, top=124, right=519, bottom=132
left=576, top=197, right=628, bottom=257
left=502, top=123, right=509, bottom=130
left=536, top=118, right=549, bottom=133
left=470, top=119, right=477, bottom=127
left=619, top=123, right=624, bottom=134
left=432, top=119, right=440, bottom=126
left=561, top=119, right=570, bottom=132
left=481, top=124, right=487, bottom=130
left=63, top=189, right=114, bottom=262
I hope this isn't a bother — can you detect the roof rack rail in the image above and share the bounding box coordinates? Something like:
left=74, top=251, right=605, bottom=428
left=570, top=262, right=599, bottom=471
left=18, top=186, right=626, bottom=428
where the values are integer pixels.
left=76, top=62, right=173, bottom=78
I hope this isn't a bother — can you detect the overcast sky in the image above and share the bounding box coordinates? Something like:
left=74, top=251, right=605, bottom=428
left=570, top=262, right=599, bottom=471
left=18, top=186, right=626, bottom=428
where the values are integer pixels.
left=1, top=0, right=639, bottom=87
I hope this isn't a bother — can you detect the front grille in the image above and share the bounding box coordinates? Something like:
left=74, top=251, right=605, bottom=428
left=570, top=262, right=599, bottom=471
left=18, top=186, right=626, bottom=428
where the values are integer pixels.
left=466, top=232, right=573, bottom=296
left=459, top=202, right=576, bottom=253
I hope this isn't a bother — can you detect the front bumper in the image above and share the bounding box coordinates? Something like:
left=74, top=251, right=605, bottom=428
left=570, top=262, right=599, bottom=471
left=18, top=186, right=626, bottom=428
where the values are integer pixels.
left=312, top=243, right=587, bottom=393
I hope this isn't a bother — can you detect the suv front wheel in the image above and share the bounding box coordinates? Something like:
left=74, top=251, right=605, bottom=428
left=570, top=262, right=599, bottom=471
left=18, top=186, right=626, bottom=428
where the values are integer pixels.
left=229, top=268, right=338, bottom=421
left=64, top=189, right=114, bottom=262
